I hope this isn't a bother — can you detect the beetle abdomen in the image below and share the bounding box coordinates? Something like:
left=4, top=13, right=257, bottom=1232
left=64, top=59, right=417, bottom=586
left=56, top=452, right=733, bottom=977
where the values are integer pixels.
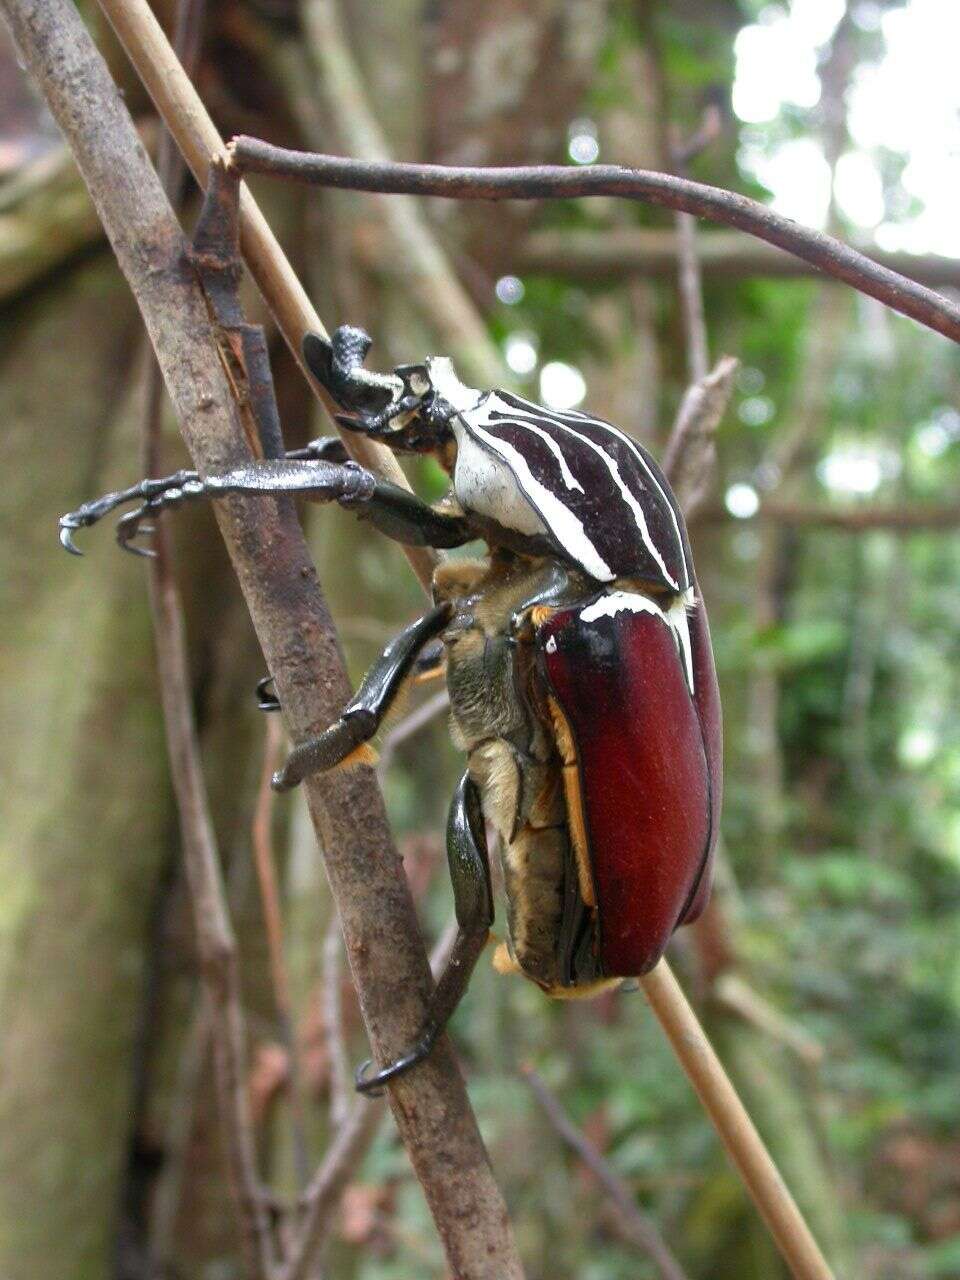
left=537, top=591, right=716, bottom=976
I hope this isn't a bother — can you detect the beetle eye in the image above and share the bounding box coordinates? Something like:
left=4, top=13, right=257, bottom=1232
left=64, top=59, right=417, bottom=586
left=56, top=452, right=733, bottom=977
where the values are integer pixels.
left=395, top=363, right=432, bottom=397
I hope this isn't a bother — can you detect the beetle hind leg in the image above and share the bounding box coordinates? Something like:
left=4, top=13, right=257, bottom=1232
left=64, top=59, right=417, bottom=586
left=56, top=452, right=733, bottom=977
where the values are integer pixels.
left=355, top=773, right=494, bottom=1096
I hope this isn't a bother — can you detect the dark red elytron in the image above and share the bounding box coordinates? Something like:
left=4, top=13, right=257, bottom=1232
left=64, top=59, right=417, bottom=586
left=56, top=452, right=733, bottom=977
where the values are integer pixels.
left=538, top=591, right=720, bottom=977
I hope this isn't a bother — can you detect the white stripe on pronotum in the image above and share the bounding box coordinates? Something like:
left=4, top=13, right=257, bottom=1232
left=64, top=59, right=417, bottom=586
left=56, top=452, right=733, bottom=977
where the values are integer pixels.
left=485, top=394, right=682, bottom=591
left=455, top=411, right=614, bottom=583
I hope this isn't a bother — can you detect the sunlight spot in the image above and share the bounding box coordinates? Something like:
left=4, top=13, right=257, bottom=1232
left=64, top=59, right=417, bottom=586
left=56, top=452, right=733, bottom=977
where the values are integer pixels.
left=495, top=275, right=525, bottom=306
left=817, top=445, right=901, bottom=495
left=898, top=727, right=938, bottom=768
left=726, top=483, right=760, bottom=519
left=738, top=395, right=775, bottom=427
left=834, top=151, right=885, bottom=227
left=916, top=408, right=960, bottom=458
left=504, top=332, right=538, bottom=376
left=539, top=362, right=586, bottom=410
left=568, top=118, right=599, bottom=165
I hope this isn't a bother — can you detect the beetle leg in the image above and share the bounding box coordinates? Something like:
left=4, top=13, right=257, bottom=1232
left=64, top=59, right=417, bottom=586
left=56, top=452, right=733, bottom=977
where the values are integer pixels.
left=59, top=456, right=472, bottom=557
left=271, top=603, right=453, bottom=791
left=355, top=773, right=494, bottom=1096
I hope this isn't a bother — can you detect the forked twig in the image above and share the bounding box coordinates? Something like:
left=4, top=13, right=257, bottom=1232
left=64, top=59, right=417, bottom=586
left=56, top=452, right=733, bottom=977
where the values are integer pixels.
left=522, top=1066, right=690, bottom=1280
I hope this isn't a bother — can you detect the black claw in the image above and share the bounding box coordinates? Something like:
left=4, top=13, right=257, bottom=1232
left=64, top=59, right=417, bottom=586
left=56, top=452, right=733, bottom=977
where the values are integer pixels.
left=125, top=539, right=157, bottom=560
left=271, top=767, right=294, bottom=793
left=354, top=1059, right=386, bottom=1099
left=59, top=522, right=83, bottom=556
left=256, top=675, right=281, bottom=712
left=116, top=507, right=157, bottom=556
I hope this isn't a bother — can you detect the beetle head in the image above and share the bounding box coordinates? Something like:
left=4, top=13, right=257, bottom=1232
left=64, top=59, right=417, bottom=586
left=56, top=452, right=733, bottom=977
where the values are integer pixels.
left=341, top=355, right=481, bottom=458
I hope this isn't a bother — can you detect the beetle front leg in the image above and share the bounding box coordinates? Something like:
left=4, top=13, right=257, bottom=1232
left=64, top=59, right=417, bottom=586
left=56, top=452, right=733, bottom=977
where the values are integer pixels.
left=59, top=454, right=471, bottom=556
left=355, top=773, right=494, bottom=1096
left=271, top=602, right=452, bottom=791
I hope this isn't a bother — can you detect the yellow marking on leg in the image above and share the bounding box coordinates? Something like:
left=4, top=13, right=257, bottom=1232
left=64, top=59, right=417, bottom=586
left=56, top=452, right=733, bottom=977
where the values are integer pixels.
left=413, top=661, right=445, bottom=684
left=336, top=742, right=379, bottom=769
left=492, top=941, right=522, bottom=976
left=546, top=696, right=597, bottom=910
left=529, top=604, right=557, bottom=626
left=540, top=976, right=623, bottom=1000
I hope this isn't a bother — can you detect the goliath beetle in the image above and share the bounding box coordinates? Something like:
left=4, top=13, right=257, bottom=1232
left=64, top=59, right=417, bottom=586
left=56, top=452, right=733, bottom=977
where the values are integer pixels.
left=60, top=324, right=721, bottom=1094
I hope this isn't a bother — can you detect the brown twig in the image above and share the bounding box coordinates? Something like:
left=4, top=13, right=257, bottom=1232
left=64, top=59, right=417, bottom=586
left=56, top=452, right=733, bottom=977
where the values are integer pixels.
left=321, top=909, right=354, bottom=1133
left=518, top=226, right=960, bottom=288
left=228, top=139, right=960, bottom=345
left=8, top=3, right=521, bottom=1276
left=662, top=355, right=739, bottom=516
left=253, top=715, right=311, bottom=1188
left=693, top=500, right=960, bottom=532
left=376, top=688, right=451, bottom=782
left=640, top=963, right=834, bottom=1280
left=522, top=1066, right=690, bottom=1280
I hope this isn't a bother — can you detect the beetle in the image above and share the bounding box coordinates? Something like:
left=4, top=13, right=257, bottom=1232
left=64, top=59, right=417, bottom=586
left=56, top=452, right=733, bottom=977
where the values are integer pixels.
left=59, top=323, right=721, bottom=1094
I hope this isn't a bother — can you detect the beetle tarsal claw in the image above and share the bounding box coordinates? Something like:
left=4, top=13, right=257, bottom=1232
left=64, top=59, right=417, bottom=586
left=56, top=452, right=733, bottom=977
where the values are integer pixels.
left=353, top=1059, right=386, bottom=1099
left=59, top=518, right=83, bottom=556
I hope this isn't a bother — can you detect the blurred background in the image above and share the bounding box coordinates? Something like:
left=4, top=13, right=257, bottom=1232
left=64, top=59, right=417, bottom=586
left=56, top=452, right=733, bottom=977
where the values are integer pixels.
left=2, top=1, right=959, bottom=1277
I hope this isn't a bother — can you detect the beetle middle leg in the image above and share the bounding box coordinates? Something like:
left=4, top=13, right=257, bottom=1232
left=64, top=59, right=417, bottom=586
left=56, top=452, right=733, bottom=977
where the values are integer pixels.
left=271, top=602, right=453, bottom=791
left=355, top=772, right=494, bottom=1095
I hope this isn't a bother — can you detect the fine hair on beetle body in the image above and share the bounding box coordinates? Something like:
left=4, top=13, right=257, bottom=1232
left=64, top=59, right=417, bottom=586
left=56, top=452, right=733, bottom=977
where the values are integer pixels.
left=59, top=322, right=721, bottom=1095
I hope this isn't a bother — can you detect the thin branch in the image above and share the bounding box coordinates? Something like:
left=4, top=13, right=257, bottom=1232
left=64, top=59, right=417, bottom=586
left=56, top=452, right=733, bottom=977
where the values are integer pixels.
left=662, top=355, right=739, bottom=516
left=522, top=1067, right=690, bottom=1280
left=321, top=909, right=354, bottom=1133
left=376, top=688, right=450, bottom=782
left=228, top=139, right=960, bottom=345
left=7, top=4, right=521, bottom=1277
left=669, top=108, right=722, bottom=386
left=253, top=716, right=311, bottom=1188
left=518, top=227, right=960, bottom=289
left=640, top=962, right=834, bottom=1280
left=693, top=500, right=960, bottom=532
left=94, top=0, right=437, bottom=592
left=714, top=974, right=824, bottom=1068
left=674, top=212, right=710, bottom=383
left=149, top=994, right=214, bottom=1270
